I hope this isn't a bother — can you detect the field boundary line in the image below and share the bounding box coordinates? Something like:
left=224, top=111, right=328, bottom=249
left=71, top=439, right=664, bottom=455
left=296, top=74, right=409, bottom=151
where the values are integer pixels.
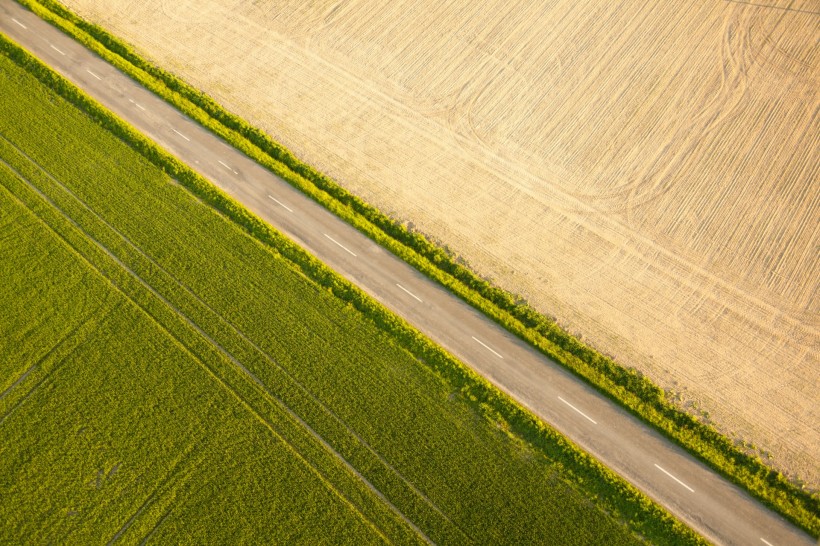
left=723, top=0, right=820, bottom=16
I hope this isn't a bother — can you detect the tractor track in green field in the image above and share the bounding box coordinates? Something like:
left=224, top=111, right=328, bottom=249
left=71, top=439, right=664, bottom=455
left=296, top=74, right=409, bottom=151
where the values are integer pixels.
left=0, top=128, right=462, bottom=544
left=0, top=136, right=459, bottom=536
left=0, top=142, right=435, bottom=545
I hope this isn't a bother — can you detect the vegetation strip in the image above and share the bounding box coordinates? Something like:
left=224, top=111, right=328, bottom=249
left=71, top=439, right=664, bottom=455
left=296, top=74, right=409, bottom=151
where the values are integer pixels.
left=9, top=0, right=820, bottom=536
left=0, top=34, right=700, bottom=544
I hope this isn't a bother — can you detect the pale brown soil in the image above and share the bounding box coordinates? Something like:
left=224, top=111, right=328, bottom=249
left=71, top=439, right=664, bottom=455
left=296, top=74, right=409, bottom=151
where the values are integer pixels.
left=62, top=0, right=819, bottom=487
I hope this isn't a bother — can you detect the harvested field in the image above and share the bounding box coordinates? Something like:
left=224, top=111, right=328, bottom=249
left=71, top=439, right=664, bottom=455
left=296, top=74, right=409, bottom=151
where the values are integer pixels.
left=59, top=0, right=820, bottom=487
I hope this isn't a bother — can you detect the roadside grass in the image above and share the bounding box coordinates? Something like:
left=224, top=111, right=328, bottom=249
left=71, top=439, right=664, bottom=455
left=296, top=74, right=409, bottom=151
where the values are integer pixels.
left=10, top=0, right=818, bottom=537
left=0, top=37, right=699, bottom=544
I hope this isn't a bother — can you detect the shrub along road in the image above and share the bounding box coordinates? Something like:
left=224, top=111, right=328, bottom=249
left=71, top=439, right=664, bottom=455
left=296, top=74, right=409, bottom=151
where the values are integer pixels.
left=0, top=2, right=813, bottom=544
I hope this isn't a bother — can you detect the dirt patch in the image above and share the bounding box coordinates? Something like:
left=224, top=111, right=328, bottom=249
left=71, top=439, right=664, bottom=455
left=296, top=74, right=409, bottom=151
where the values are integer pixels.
left=62, top=0, right=819, bottom=487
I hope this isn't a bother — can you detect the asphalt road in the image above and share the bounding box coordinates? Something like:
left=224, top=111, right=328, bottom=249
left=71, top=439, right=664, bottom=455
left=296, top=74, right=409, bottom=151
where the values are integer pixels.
left=0, top=3, right=814, bottom=544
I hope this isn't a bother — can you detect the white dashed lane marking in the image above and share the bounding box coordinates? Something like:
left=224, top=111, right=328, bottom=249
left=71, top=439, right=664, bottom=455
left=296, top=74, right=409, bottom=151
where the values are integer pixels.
left=172, top=128, right=190, bottom=141
left=558, top=396, right=598, bottom=424
left=268, top=195, right=294, bottom=213
left=471, top=336, right=503, bottom=359
left=654, top=464, right=695, bottom=493
left=324, top=234, right=357, bottom=257
left=396, top=283, right=422, bottom=302
left=128, top=98, right=147, bottom=111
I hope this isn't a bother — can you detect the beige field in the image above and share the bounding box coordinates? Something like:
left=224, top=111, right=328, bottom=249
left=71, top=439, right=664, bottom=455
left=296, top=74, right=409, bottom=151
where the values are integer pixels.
left=61, top=0, right=819, bottom=486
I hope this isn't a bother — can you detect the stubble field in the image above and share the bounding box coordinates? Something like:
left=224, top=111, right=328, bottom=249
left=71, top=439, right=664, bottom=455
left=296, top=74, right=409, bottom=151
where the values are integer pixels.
left=59, top=0, right=820, bottom=486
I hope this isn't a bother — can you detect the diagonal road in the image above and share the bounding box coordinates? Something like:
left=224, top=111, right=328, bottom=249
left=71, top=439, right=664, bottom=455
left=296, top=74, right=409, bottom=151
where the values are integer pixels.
left=0, top=2, right=814, bottom=544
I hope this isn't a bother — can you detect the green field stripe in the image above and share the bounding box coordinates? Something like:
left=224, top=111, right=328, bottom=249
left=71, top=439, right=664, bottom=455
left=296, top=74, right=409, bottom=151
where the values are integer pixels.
left=0, top=130, right=468, bottom=543
left=0, top=150, right=412, bottom=545
left=0, top=164, right=120, bottom=423
left=0, top=194, right=384, bottom=545
left=0, top=167, right=398, bottom=545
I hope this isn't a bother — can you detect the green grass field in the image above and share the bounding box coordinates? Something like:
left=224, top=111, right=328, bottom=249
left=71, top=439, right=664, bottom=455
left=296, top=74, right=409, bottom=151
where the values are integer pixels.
left=0, top=43, right=657, bottom=544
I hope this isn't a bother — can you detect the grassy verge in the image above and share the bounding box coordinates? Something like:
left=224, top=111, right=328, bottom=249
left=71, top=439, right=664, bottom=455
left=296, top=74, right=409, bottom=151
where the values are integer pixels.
left=0, top=32, right=704, bottom=544
left=12, top=0, right=819, bottom=536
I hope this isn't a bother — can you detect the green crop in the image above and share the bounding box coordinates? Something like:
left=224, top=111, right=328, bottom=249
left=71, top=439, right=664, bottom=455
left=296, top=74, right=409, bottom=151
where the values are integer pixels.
left=0, top=36, right=705, bottom=544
